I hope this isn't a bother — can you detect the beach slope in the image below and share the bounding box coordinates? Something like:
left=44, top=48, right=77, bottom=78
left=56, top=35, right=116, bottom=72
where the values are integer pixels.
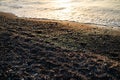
left=0, top=12, right=120, bottom=80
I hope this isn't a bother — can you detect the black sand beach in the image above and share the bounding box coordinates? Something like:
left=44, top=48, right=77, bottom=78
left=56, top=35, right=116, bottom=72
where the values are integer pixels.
left=0, top=12, right=120, bottom=80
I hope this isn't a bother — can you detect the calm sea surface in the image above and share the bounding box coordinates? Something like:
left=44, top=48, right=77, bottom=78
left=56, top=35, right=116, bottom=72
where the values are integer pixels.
left=0, top=0, right=120, bottom=27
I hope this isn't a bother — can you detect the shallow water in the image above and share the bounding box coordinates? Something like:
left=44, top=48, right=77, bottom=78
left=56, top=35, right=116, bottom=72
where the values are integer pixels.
left=0, top=0, right=120, bottom=27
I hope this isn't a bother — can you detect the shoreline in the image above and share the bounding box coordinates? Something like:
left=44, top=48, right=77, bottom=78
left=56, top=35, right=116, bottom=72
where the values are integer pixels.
left=1, top=11, right=120, bottom=37
left=1, top=11, right=120, bottom=30
left=0, top=12, right=120, bottom=80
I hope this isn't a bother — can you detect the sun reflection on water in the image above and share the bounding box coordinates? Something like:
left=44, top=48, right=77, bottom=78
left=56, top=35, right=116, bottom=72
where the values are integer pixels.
left=54, top=0, right=72, bottom=19
left=56, top=0, right=71, bottom=2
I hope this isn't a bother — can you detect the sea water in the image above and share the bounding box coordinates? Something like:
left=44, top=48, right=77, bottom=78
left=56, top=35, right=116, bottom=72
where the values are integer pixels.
left=0, top=0, right=120, bottom=27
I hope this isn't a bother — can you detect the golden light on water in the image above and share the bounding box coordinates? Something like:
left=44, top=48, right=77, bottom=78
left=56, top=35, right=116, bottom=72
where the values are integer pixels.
left=56, top=0, right=71, bottom=2
left=51, top=0, right=72, bottom=20
left=55, top=0, right=72, bottom=13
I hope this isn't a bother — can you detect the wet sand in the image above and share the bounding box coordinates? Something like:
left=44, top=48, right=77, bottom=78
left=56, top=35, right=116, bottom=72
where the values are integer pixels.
left=0, top=12, right=120, bottom=80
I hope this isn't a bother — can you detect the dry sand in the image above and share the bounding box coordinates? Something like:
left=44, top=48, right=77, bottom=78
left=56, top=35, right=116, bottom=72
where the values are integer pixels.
left=0, top=12, right=120, bottom=80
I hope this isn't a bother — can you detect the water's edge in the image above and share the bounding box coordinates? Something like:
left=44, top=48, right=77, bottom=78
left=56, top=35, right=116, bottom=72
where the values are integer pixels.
left=0, top=0, right=120, bottom=27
